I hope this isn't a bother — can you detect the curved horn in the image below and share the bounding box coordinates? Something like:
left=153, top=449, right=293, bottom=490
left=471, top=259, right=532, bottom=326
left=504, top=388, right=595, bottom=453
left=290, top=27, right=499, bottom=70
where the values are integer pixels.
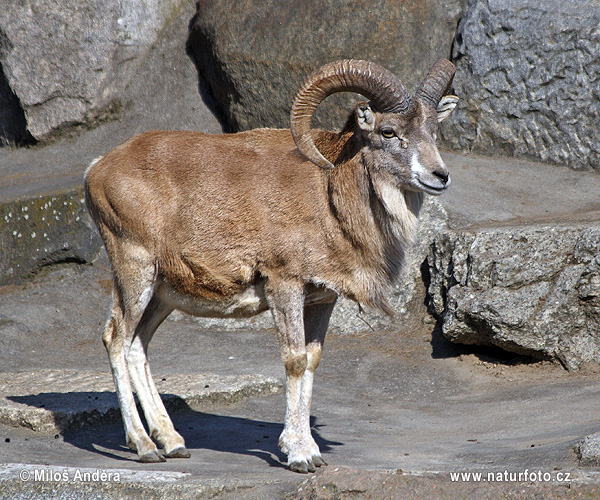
left=290, top=59, right=413, bottom=169
left=415, top=58, right=456, bottom=109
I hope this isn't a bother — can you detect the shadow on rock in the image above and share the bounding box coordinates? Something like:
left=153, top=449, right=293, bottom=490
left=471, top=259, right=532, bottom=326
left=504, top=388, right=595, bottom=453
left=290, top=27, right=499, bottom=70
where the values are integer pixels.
left=428, top=320, right=545, bottom=367
left=6, top=392, right=341, bottom=469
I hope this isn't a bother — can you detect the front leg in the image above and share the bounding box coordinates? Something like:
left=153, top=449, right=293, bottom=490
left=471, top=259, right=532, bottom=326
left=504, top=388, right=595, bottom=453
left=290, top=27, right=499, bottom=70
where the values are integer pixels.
left=266, top=281, right=327, bottom=473
left=281, top=300, right=336, bottom=470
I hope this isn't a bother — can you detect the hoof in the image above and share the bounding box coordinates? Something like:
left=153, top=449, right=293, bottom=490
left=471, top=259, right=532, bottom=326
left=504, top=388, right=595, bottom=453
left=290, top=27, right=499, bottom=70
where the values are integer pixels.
left=312, top=455, right=327, bottom=467
left=139, top=450, right=166, bottom=463
left=289, top=458, right=320, bottom=474
left=289, top=461, right=310, bottom=474
left=166, top=446, right=191, bottom=459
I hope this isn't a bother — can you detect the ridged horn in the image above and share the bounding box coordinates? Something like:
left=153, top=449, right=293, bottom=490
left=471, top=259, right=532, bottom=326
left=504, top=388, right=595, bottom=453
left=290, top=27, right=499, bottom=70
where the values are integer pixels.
left=290, top=60, right=413, bottom=169
left=415, top=58, right=456, bottom=109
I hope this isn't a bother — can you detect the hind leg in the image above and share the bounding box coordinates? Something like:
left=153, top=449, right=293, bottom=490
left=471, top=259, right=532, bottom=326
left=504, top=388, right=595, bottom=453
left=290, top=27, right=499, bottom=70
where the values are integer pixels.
left=127, top=294, right=190, bottom=458
left=102, top=242, right=164, bottom=462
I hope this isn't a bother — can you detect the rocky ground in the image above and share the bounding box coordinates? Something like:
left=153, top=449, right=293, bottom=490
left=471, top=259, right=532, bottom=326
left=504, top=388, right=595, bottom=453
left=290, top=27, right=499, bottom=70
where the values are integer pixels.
left=1, top=255, right=600, bottom=498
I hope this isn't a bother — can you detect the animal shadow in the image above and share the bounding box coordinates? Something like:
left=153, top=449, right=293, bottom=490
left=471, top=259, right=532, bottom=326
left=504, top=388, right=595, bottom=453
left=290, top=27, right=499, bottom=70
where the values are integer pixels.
left=7, top=392, right=340, bottom=469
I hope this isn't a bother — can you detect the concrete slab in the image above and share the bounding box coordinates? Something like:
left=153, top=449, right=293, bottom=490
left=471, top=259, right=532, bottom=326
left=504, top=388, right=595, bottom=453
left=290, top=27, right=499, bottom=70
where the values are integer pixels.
left=0, top=188, right=102, bottom=286
left=0, top=462, right=290, bottom=499
left=290, top=466, right=600, bottom=499
left=0, top=370, right=281, bottom=435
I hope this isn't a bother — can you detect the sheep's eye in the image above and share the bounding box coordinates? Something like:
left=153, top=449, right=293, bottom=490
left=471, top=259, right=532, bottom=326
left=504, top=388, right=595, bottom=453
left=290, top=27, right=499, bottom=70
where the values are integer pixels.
left=381, top=129, right=395, bottom=139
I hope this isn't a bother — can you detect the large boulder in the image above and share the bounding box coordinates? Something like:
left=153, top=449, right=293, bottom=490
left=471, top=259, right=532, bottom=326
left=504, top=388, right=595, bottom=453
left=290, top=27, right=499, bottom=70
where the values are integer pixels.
left=0, top=0, right=186, bottom=142
left=442, top=0, right=600, bottom=171
left=426, top=224, right=600, bottom=370
left=187, top=0, right=465, bottom=132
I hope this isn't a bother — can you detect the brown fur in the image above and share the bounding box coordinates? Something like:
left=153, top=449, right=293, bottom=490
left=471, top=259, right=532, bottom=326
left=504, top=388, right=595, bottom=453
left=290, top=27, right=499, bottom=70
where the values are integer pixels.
left=86, top=125, right=412, bottom=313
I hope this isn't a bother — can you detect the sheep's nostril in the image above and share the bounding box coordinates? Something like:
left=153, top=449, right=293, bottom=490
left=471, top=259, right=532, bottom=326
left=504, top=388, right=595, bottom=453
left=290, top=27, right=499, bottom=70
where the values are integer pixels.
left=433, top=170, right=449, bottom=184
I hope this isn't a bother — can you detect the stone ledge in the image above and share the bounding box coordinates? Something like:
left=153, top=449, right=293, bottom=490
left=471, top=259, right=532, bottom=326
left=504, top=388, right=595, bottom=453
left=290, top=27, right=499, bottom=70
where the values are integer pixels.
left=0, top=370, right=282, bottom=435
left=0, top=187, right=102, bottom=286
left=0, top=463, right=234, bottom=499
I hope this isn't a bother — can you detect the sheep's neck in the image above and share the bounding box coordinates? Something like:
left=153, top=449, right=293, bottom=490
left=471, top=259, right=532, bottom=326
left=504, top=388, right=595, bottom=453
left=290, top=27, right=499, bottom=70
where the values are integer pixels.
left=315, top=131, right=422, bottom=312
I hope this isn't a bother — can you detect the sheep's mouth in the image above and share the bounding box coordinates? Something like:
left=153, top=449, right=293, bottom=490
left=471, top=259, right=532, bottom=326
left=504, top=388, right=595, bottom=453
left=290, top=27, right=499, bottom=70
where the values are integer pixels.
left=411, top=177, right=450, bottom=195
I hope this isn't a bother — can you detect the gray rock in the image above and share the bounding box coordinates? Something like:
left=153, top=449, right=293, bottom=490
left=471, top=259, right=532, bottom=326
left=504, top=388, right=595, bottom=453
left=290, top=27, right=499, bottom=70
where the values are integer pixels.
left=0, top=0, right=187, bottom=142
left=442, top=0, right=600, bottom=171
left=188, top=0, right=464, bottom=132
left=426, top=224, right=600, bottom=369
left=577, top=431, right=600, bottom=465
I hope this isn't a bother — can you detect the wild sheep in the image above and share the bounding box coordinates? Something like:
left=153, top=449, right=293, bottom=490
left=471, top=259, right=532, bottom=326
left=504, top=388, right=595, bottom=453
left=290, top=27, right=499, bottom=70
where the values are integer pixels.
left=84, top=59, right=458, bottom=473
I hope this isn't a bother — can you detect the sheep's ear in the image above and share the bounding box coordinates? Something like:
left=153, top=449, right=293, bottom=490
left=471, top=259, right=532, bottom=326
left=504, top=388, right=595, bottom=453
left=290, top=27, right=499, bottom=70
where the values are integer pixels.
left=437, top=95, right=459, bottom=122
left=356, top=102, right=375, bottom=132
